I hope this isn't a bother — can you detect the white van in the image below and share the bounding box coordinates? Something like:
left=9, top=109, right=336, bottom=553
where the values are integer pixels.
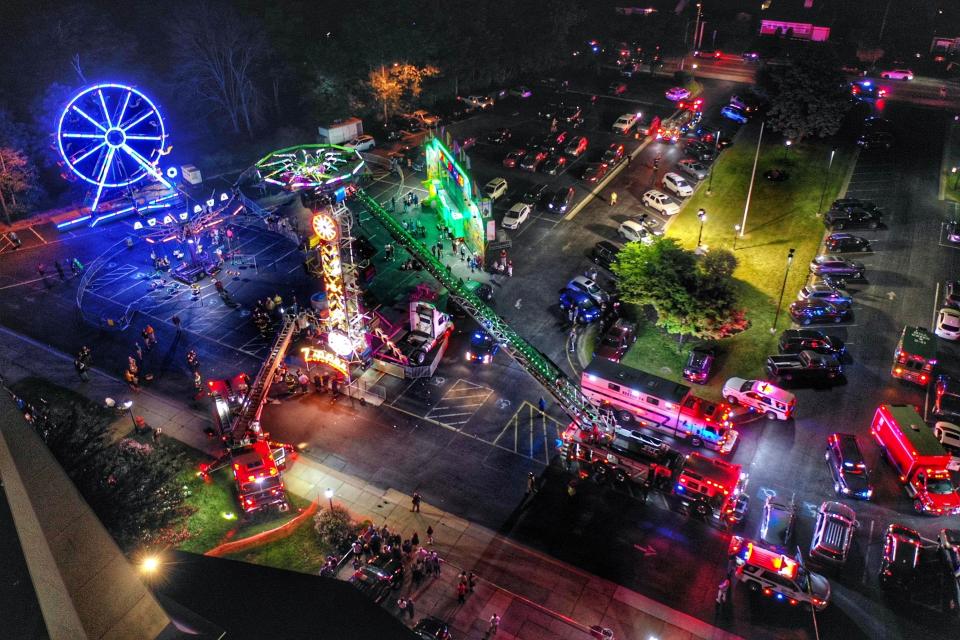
left=722, top=378, right=797, bottom=420
left=662, top=172, right=693, bottom=198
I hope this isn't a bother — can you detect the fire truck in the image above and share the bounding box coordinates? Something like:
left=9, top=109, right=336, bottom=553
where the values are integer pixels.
left=673, top=452, right=749, bottom=528
left=228, top=440, right=290, bottom=514
left=580, top=358, right=738, bottom=453
left=207, top=373, right=251, bottom=436
left=656, top=108, right=701, bottom=143
left=870, top=404, right=960, bottom=516
left=891, top=326, right=937, bottom=386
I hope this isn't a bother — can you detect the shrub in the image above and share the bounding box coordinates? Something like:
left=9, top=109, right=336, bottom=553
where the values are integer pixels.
left=313, top=504, right=356, bottom=547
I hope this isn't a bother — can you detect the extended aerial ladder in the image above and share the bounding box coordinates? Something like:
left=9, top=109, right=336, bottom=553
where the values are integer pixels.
left=355, top=189, right=611, bottom=433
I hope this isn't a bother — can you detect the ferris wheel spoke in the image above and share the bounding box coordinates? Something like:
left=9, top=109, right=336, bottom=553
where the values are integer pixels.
left=91, top=146, right=117, bottom=212
left=120, top=110, right=153, bottom=132
left=72, top=105, right=107, bottom=132
left=97, top=89, right=112, bottom=128
left=117, top=91, right=132, bottom=128
left=125, top=134, right=162, bottom=141
left=120, top=143, right=171, bottom=188
left=72, top=141, right=106, bottom=165
left=62, top=132, right=105, bottom=139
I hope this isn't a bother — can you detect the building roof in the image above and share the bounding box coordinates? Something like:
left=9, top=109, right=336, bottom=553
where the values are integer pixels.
left=154, top=550, right=418, bottom=640
left=761, top=0, right=838, bottom=25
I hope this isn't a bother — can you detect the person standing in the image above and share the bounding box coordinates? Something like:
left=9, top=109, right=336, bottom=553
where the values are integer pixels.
left=54, top=261, right=65, bottom=280
left=406, top=597, right=415, bottom=620
left=171, top=314, right=182, bottom=334
left=426, top=525, right=434, bottom=545
left=74, top=356, right=89, bottom=382
left=411, top=531, right=419, bottom=548
left=411, top=492, right=422, bottom=512
left=36, top=263, right=46, bottom=280
left=487, top=614, right=501, bottom=637
left=610, top=192, right=618, bottom=206
left=716, top=577, right=730, bottom=614
left=538, top=397, right=547, bottom=413
left=457, top=581, right=467, bottom=604
left=526, top=472, right=537, bottom=496
left=468, top=570, right=477, bottom=593
left=506, top=260, right=513, bottom=277
left=397, top=597, right=407, bottom=618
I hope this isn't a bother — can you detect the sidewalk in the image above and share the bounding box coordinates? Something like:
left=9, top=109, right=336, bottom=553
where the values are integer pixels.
left=0, top=324, right=742, bottom=640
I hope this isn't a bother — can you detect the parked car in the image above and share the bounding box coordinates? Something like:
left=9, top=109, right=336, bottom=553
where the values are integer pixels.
left=677, top=158, right=709, bottom=181
left=933, top=420, right=960, bottom=452
left=810, top=502, right=858, bottom=565
left=665, top=86, right=691, bottom=101
left=343, top=134, right=376, bottom=151
left=613, top=113, right=640, bottom=134
left=684, top=140, right=716, bottom=162
left=601, top=143, right=625, bottom=165
left=825, top=432, right=873, bottom=499
left=458, top=136, right=477, bottom=151
left=766, top=350, right=843, bottom=383
left=935, top=307, right=960, bottom=340
left=857, top=131, right=893, bottom=150
left=547, top=186, right=576, bottom=214
left=825, top=233, right=871, bottom=253
left=944, top=280, right=960, bottom=308
left=618, top=219, right=653, bottom=244
left=609, top=82, right=627, bottom=96
left=519, top=150, right=548, bottom=172
left=501, top=202, right=531, bottom=229
left=722, top=378, right=796, bottom=420
left=789, top=300, right=850, bottom=325
left=559, top=288, right=603, bottom=323
left=683, top=345, right=716, bottom=384
left=522, top=183, right=548, bottom=205
left=509, top=86, right=533, bottom=98
left=641, top=189, right=680, bottom=216
left=779, top=329, right=845, bottom=356
left=693, top=49, right=722, bottom=59
left=466, top=330, right=499, bottom=364
left=797, top=283, right=852, bottom=309
left=560, top=104, right=583, bottom=125
left=503, top=149, right=525, bottom=169
left=483, top=177, right=508, bottom=200
left=565, top=135, right=589, bottom=157
left=413, top=617, right=452, bottom=640
left=591, top=240, right=622, bottom=271
left=832, top=197, right=879, bottom=211
left=720, top=105, right=748, bottom=124
left=824, top=207, right=882, bottom=230
left=948, top=220, right=960, bottom=243
left=348, top=565, right=393, bottom=603
left=938, top=529, right=960, bottom=610
left=460, top=94, right=494, bottom=109
left=583, top=162, right=609, bottom=184
left=759, top=497, right=796, bottom=553
left=595, top=319, right=637, bottom=362
left=409, top=109, right=441, bottom=126
left=662, top=172, right=693, bottom=198
left=880, top=68, right=914, bottom=80
left=809, top=255, right=865, bottom=279
left=879, top=524, right=922, bottom=590
left=541, top=154, right=568, bottom=175
left=487, top=128, right=512, bottom=144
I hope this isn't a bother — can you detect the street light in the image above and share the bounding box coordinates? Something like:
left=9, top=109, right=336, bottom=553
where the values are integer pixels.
left=740, top=120, right=765, bottom=238
left=782, top=139, right=793, bottom=161
left=707, top=129, right=721, bottom=195
left=953, top=166, right=959, bottom=190
left=324, top=487, right=334, bottom=510
left=122, top=399, right=137, bottom=431
left=771, top=248, right=796, bottom=334
left=696, top=209, right=707, bottom=247
left=733, top=224, right=741, bottom=250
left=817, top=147, right=837, bottom=214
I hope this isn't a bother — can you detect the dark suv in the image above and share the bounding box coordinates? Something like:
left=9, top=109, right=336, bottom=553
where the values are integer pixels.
left=825, top=233, right=871, bottom=253
left=824, top=207, right=881, bottom=230
left=825, top=432, right=873, bottom=499
left=547, top=186, right=576, bottom=214
left=368, top=553, right=404, bottom=588
left=789, top=300, right=850, bottom=325
left=879, top=524, right=922, bottom=590
left=810, top=255, right=865, bottom=279
left=348, top=565, right=394, bottom=603
left=779, top=329, right=845, bottom=356
left=592, top=240, right=621, bottom=271
left=595, top=319, right=637, bottom=362
left=683, top=345, right=716, bottom=384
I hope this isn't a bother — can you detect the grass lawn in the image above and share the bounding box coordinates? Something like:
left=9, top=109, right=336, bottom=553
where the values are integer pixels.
left=941, top=121, right=960, bottom=204
left=224, top=518, right=333, bottom=575
left=623, top=126, right=856, bottom=398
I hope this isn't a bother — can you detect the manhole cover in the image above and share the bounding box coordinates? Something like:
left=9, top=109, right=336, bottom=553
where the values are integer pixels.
left=495, top=398, right=511, bottom=410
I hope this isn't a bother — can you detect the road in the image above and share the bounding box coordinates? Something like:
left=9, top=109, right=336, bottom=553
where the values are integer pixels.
left=2, top=73, right=959, bottom=640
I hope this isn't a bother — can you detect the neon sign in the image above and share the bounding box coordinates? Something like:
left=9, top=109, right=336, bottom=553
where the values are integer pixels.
left=301, top=347, right=349, bottom=376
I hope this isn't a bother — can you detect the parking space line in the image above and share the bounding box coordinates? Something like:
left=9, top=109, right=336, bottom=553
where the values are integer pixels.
left=932, top=281, right=941, bottom=331
left=29, top=226, right=45, bottom=243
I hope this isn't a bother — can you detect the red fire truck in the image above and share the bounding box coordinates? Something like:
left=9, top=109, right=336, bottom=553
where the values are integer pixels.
left=891, top=326, right=937, bottom=386
left=580, top=358, right=738, bottom=453
left=674, top=452, right=749, bottom=528
left=230, top=440, right=290, bottom=513
left=871, top=404, right=960, bottom=515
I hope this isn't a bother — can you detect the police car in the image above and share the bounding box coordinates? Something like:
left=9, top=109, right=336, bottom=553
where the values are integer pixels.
left=722, top=378, right=796, bottom=420
left=728, top=536, right=831, bottom=611
left=465, top=331, right=499, bottom=364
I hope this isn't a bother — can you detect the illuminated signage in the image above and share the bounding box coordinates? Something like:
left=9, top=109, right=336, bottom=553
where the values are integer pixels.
left=300, top=347, right=349, bottom=376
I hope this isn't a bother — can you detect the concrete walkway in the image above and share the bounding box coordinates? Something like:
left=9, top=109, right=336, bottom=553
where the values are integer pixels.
left=0, top=324, right=742, bottom=640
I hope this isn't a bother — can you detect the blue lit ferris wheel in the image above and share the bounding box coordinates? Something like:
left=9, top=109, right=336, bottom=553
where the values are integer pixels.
left=57, top=83, right=172, bottom=212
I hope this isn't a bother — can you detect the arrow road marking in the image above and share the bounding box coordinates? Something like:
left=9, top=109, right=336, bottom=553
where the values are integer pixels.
left=633, top=544, right=657, bottom=556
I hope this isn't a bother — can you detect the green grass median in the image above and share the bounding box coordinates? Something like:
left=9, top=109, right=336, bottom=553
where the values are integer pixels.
left=623, top=126, right=855, bottom=396
left=941, top=121, right=960, bottom=204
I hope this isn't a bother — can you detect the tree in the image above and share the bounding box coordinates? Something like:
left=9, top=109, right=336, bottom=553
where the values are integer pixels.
left=0, top=147, right=36, bottom=224
left=763, top=49, right=849, bottom=143
left=613, top=239, right=745, bottom=342
left=168, top=2, right=268, bottom=137
left=367, top=63, right=439, bottom=122
left=314, top=504, right=356, bottom=548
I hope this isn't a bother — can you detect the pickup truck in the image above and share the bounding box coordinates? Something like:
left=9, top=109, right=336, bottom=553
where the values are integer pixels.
left=766, top=350, right=842, bottom=382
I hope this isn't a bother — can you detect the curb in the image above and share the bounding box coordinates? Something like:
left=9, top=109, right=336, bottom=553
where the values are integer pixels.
left=204, top=499, right=319, bottom=557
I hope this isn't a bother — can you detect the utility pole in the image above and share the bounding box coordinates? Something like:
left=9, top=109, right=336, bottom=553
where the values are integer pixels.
left=817, top=148, right=837, bottom=214
left=771, top=248, right=795, bottom=333
left=693, top=3, right=703, bottom=51
left=739, top=120, right=764, bottom=238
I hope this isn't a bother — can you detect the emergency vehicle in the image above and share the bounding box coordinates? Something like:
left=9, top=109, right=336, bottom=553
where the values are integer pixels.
left=722, top=378, right=796, bottom=420
left=674, top=452, right=749, bottom=527
left=656, top=109, right=700, bottom=143
left=728, top=536, right=832, bottom=611
left=229, top=440, right=290, bottom=514
left=561, top=423, right=681, bottom=490
left=581, top=358, right=738, bottom=453
left=870, top=404, right=960, bottom=515
left=891, top=326, right=937, bottom=386
left=207, top=373, right=251, bottom=435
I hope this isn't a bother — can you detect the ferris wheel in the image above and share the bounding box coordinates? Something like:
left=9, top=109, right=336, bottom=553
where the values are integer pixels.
left=57, top=83, right=172, bottom=212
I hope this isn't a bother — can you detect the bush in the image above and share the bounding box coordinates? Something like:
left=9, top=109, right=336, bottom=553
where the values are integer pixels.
left=313, top=504, right=356, bottom=547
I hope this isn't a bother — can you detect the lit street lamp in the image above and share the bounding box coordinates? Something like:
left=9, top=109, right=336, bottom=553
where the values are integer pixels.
left=733, top=224, right=741, bottom=250
left=324, top=487, right=334, bottom=510
left=953, top=166, right=959, bottom=190
left=696, top=209, right=707, bottom=247
left=817, top=147, right=837, bottom=214
left=771, top=248, right=796, bottom=333
left=782, top=139, right=793, bottom=161
left=123, top=399, right=137, bottom=431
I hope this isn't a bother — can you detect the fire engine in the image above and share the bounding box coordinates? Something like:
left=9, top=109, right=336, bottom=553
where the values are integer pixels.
left=207, top=373, right=251, bottom=436
left=674, top=452, right=749, bottom=527
left=229, top=440, right=290, bottom=514
left=656, top=109, right=700, bottom=143
left=891, top=326, right=937, bottom=386
left=580, top=358, right=738, bottom=453
left=871, top=404, right=960, bottom=515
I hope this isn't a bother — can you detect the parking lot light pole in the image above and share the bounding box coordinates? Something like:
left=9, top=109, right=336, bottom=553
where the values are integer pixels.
left=740, top=120, right=764, bottom=238
left=706, top=129, right=721, bottom=195
left=771, top=248, right=795, bottom=334
left=953, top=166, right=959, bottom=190
left=782, top=139, right=792, bottom=161
left=696, top=209, right=707, bottom=247
left=733, top=224, right=741, bottom=250
left=324, top=488, right=334, bottom=510
left=818, top=147, right=837, bottom=214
